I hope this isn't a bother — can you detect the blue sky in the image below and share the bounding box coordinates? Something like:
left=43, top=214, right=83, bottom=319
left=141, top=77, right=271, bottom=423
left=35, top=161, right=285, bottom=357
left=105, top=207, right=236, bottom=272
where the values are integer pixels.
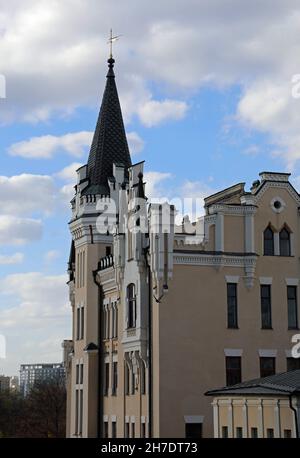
left=1, top=0, right=300, bottom=375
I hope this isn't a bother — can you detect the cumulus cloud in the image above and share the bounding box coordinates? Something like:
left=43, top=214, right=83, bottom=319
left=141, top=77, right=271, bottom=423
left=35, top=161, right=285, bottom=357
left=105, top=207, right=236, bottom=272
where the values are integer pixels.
left=0, top=174, right=56, bottom=215
left=0, top=252, right=24, bottom=265
left=126, top=131, right=145, bottom=154
left=8, top=131, right=93, bottom=159
left=0, top=215, right=43, bottom=246
left=144, top=171, right=172, bottom=198
left=44, top=250, right=60, bottom=263
left=0, top=272, right=69, bottom=328
left=56, top=162, right=83, bottom=183
left=138, top=99, right=188, bottom=127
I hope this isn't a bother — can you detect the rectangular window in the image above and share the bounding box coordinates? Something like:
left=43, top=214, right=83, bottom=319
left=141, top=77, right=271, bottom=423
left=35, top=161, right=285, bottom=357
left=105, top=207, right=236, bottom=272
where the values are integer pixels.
left=106, top=246, right=112, bottom=256
left=76, top=364, right=79, bottom=384
left=111, top=421, right=117, bottom=439
left=267, top=428, right=274, bottom=438
left=261, top=285, right=272, bottom=329
left=284, top=429, right=292, bottom=438
left=287, top=286, right=298, bottom=329
left=104, top=363, right=109, bottom=396
left=185, top=423, right=202, bottom=438
left=226, top=356, right=242, bottom=386
left=287, top=357, right=300, bottom=371
left=76, top=308, right=80, bottom=340
left=227, top=283, right=238, bottom=328
left=141, top=422, right=146, bottom=438
left=236, top=427, right=243, bottom=438
left=103, top=422, right=108, bottom=438
left=75, top=389, right=79, bottom=435
left=80, top=306, right=85, bottom=339
left=222, top=426, right=229, bottom=438
left=131, top=422, right=135, bottom=438
left=251, top=427, right=258, bottom=438
left=125, top=364, right=130, bottom=396
left=80, top=364, right=84, bottom=384
left=260, top=357, right=276, bottom=378
left=79, top=389, right=83, bottom=435
left=112, top=362, right=118, bottom=396
left=125, top=422, right=129, bottom=438
left=131, top=369, right=135, bottom=395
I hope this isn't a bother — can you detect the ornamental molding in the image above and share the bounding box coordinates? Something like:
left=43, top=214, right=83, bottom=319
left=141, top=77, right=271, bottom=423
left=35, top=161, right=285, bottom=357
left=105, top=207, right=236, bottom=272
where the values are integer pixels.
left=174, top=253, right=257, bottom=268
left=254, top=181, right=300, bottom=205
left=208, top=204, right=257, bottom=216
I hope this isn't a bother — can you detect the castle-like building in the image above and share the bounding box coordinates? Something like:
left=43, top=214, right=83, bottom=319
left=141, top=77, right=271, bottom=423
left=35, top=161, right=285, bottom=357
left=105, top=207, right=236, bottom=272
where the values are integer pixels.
left=64, top=55, right=300, bottom=438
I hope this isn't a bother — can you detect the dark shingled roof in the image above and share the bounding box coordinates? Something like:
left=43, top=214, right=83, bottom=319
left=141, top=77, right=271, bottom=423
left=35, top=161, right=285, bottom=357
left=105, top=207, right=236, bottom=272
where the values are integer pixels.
left=206, top=370, right=300, bottom=396
left=84, top=57, right=132, bottom=196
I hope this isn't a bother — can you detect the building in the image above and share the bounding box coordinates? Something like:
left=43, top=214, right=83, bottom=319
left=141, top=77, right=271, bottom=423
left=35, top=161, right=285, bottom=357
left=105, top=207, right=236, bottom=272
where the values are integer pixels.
left=0, top=375, right=10, bottom=393
left=206, top=370, right=300, bottom=438
left=65, top=52, right=300, bottom=438
left=9, top=376, right=19, bottom=392
left=20, top=363, right=65, bottom=397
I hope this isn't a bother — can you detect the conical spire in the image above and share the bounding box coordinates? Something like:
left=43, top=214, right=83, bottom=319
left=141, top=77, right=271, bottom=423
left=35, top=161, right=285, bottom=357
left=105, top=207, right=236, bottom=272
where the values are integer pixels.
left=85, top=57, right=132, bottom=195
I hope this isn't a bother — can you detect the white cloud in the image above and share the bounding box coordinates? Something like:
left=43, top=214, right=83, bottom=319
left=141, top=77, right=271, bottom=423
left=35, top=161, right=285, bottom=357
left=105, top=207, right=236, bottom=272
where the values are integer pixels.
left=44, top=250, right=60, bottom=263
left=0, top=215, right=42, bottom=246
left=56, top=162, right=83, bottom=183
left=126, top=132, right=144, bottom=154
left=8, top=131, right=93, bottom=159
left=144, top=171, right=172, bottom=198
left=0, top=272, right=69, bottom=328
left=0, top=174, right=56, bottom=216
left=138, top=99, right=188, bottom=127
left=0, top=252, right=24, bottom=265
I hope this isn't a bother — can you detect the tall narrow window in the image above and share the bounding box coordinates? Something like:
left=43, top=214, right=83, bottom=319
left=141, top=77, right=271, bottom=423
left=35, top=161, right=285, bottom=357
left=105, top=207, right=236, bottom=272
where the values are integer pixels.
left=141, top=422, right=146, bottom=438
left=140, top=361, right=146, bottom=395
left=111, top=421, right=117, bottom=438
left=125, top=363, right=130, bottom=396
left=280, top=227, right=291, bottom=256
left=227, top=283, right=238, bottom=328
left=261, top=285, right=272, bottom=329
left=131, top=369, right=135, bottom=395
left=79, top=389, right=83, bottom=435
left=287, top=286, right=298, bottom=329
left=264, top=226, right=274, bottom=256
left=260, top=357, right=276, bottom=377
left=103, top=422, right=108, bottom=438
left=222, top=426, right=229, bottom=438
left=127, top=284, right=136, bottom=329
left=75, top=389, right=79, bottom=435
left=76, top=307, right=80, bottom=340
left=104, top=363, right=109, bottom=396
left=226, top=356, right=242, bottom=386
left=125, top=422, right=130, bottom=438
left=236, top=427, right=243, bottom=438
left=131, top=422, right=135, bottom=439
left=112, top=362, right=118, bottom=396
left=80, top=306, right=85, bottom=339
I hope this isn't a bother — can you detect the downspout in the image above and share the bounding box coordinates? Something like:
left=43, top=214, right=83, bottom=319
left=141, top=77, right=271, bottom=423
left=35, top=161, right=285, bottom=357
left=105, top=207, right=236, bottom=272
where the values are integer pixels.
left=93, top=269, right=103, bottom=439
left=145, top=248, right=152, bottom=438
left=289, top=394, right=299, bottom=438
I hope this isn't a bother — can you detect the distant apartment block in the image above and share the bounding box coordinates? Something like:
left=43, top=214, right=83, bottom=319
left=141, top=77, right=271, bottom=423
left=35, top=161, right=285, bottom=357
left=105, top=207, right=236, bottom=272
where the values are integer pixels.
left=0, top=375, right=10, bottom=392
left=20, top=363, right=65, bottom=397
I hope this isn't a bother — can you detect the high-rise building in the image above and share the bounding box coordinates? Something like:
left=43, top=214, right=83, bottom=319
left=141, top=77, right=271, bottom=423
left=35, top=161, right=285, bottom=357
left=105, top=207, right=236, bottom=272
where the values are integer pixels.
left=65, top=53, right=300, bottom=438
left=0, top=375, right=10, bottom=393
left=20, top=363, right=65, bottom=397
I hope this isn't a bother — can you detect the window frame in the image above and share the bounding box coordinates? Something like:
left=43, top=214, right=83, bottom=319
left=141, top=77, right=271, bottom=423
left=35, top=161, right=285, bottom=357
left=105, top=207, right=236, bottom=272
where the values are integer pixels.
left=261, top=285, right=272, bottom=329
left=227, top=283, right=238, bottom=329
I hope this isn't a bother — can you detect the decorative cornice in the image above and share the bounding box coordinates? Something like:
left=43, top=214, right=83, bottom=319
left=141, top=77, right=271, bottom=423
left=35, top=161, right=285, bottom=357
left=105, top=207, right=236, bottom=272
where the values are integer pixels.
left=208, top=204, right=257, bottom=216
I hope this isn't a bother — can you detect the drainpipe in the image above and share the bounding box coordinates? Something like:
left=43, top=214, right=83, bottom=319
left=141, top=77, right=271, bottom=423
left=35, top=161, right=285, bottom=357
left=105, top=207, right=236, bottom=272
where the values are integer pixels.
left=144, top=248, right=153, bottom=438
left=289, top=394, right=299, bottom=438
left=93, top=269, right=103, bottom=439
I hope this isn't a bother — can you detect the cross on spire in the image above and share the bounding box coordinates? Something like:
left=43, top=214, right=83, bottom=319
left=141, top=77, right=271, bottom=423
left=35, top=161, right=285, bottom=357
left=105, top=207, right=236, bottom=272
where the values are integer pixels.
left=107, top=29, right=122, bottom=58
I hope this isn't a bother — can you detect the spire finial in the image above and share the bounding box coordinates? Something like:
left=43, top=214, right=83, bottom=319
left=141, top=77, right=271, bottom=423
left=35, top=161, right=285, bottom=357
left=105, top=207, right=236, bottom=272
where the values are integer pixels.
left=107, top=29, right=122, bottom=60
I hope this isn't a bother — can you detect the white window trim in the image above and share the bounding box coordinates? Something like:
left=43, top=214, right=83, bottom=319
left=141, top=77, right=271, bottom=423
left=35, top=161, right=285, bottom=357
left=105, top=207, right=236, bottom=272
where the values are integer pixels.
left=259, top=277, right=272, bottom=285
left=285, top=278, right=299, bottom=286
left=224, top=349, right=243, bottom=357
left=258, top=349, right=277, bottom=357
left=225, top=276, right=240, bottom=284
left=184, top=415, right=204, bottom=424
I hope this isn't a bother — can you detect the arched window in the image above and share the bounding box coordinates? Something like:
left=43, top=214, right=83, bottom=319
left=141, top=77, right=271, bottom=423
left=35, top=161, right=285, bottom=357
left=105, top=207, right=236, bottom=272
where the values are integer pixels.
left=279, top=227, right=291, bottom=256
left=264, top=226, right=274, bottom=256
left=127, top=284, right=136, bottom=329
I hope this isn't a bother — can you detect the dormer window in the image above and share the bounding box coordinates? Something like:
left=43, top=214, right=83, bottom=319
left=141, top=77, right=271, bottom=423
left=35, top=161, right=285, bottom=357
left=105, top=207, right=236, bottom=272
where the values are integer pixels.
left=279, top=227, right=291, bottom=256
left=263, top=226, right=274, bottom=256
left=127, top=284, right=136, bottom=329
